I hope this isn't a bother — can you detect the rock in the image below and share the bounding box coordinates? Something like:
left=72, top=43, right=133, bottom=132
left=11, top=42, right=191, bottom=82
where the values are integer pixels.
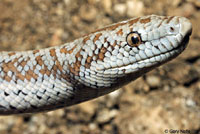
left=124, top=77, right=150, bottom=93
left=166, top=62, right=199, bottom=85
left=50, top=28, right=63, bottom=47
left=79, top=5, right=97, bottom=22
left=113, top=4, right=126, bottom=16
left=0, top=0, right=200, bottom=134
left=185, top=98, right=196, bottom=107
left=126, top=0, right=144, bottom=17
left=96, top=109, right=118, bottom=123
left=101, top=0, right=112, bottom=14
left=171, top=0, right=182, bottom=7
left=78, top=100, right=97, bottom=115
left=146, top=75, right=161, bottom=88
left=187, top=0, right=200, bottom=8
left=167, top=3, right=196, bottom=17
left=108, top=90, right=121, bottom=99
left=88, top=123, right=97, bottom=130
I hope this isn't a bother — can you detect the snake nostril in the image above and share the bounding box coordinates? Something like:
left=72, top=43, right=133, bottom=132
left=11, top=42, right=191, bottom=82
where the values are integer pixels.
left=170, top=27, right=174, bottom=32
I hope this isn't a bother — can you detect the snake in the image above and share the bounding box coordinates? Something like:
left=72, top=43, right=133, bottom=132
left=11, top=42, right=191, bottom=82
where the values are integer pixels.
left=0, top=15, right=192, bottom=115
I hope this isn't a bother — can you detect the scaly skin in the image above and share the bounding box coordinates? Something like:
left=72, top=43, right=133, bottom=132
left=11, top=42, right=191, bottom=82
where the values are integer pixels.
left=0, top=15, right=192, bottom=115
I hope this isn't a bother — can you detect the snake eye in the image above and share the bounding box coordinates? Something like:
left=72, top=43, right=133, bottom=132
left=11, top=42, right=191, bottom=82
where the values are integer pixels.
left=126, top=32, right=141, bottom=47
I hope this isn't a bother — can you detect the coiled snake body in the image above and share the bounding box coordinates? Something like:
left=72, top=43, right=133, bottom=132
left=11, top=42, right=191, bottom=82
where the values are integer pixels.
left=0, top=15, right=192, bottom=115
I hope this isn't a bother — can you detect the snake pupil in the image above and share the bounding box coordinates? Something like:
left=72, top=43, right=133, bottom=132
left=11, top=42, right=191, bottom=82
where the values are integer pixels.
left=131, top=36, right=139, bottom=44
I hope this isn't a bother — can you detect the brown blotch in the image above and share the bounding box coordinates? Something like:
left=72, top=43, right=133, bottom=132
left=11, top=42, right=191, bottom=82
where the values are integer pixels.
left=56, top=61, right=63, bottom=72
left=61, top=45, right=78, bottom=55
left=16, top=73, right=25, bottom=81
left=76, top=61, right=81, bottom=68
left=1, top=57, right=41, bottom=83
left=4, top=76, right=11, bottom=82
left=50, top=48, right=56, bottom=57
left=116, top=29, right=123, bottom=35
left=39, top=66, right=49, bottom=75
left=19, top=60, right=27, bottom=67
left=83, top=36, right=90, bottom=44
left=25, top=69, right=39, bottom=81
left=27, top=69, right=33, bottom=76
left=68, top=45, right=77, bottom=54
left=53, top=65, right=57, bottom=72
left=13, top=57, right=20, bottom=63
left=2, top=64, right=9, bottom=73
left=74, top=65, right=80, bottom=72
left=33, top=49, right=40, bottom=54
left=35, top=56, right=43, bottom=66
left=39, top=69, right=46, bottom=75
left=32, top=73, right=38, bottom=80
left=7, top=62, right=17, bottom=72
left=85, top=63, right=90, bottom=69
left=25, top=74, right=32, bottom=81
left=98, top=53, right=104, bottom=60
left=129, top=18, right=139, bottom=26
left=8, top=52, right=16, bottom=56
left=86, top=56, right=92, bottom=63
left=2, top=57, right=20, bottom=75
left=98, top=47, right=107, bottom=61
left=93, top=33, right=102, bottom=42
left=69, top=66, right=79, bottom=76
left=140, top=17, right=151, bottom=24
left=28, top=65, right=38, bottom=80
left=46, top=69, right=51, bottom=76
left=75, top=50, right=82, bottom=59
left=60, top=47, right=68, bottom=54
left=61, top=73, right=70, bottom=81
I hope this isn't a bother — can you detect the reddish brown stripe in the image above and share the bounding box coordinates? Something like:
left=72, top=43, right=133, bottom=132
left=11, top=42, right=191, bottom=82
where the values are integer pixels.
left=166, top=16, right=174, bottom=23
left=129, top=18, right=139, bottom=26
left=140, top=17, right=151, bottom=24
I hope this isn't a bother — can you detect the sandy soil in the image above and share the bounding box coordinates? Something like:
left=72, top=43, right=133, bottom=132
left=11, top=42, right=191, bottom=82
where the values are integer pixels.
left=0, top=0, right=199, bottom=134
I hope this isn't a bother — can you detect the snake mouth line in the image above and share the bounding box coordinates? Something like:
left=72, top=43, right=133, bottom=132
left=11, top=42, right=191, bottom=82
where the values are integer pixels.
left=106, top=33, right=191, bottom=72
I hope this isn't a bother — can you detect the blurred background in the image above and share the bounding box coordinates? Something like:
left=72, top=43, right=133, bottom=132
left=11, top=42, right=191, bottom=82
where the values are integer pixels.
left=0, top=0, right=200, bottom=134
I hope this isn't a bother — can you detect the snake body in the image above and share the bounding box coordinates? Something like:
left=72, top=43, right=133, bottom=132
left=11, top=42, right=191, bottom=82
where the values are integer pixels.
left=0, top=15, right=192, bottom=115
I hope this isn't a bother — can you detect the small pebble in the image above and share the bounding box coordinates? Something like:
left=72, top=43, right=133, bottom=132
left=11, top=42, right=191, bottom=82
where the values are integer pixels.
left=101, top=0, right=112, bottom=14
left=97, top=109, right=118, bottom=123
left=126, top=0, right=144, bottom=17
left=79, top=5, right=97, bottom=21
left=114, top=4, right=126, bottom=16
left=146, top=75, right=161, bottom=88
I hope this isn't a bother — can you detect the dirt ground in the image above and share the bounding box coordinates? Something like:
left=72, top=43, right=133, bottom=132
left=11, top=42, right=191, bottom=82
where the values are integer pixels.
left=0, top=0, right=200, bottom=134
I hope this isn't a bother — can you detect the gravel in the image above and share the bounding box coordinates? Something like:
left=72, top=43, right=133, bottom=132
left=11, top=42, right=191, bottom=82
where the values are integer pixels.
left=0, top=0, right=200, bottom=134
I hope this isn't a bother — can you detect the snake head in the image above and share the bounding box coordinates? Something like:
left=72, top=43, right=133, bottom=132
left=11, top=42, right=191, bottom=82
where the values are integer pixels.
left=77, top=15, right=192, bottom=88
